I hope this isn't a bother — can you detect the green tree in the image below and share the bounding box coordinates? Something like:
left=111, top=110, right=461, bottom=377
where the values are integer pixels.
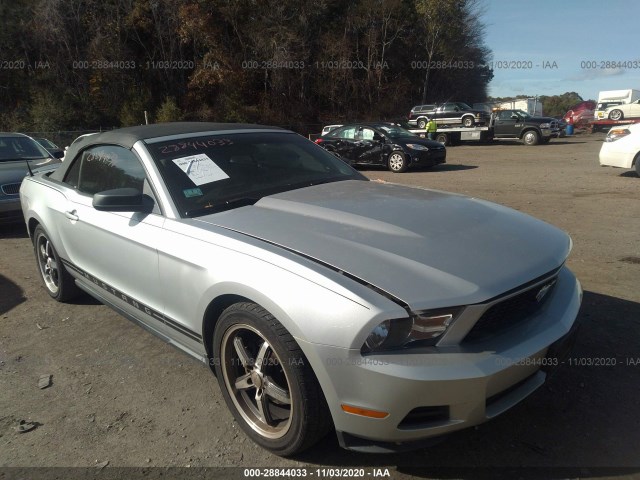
left=155, top=97, right=183, bottom=122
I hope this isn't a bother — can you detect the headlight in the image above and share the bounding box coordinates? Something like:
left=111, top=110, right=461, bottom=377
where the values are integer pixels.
left=539, top=123, right=550, bottom=129
left=362, top=307, right=463, bottom=353
left=605, top=128, right=630, bottom=142
left=406, top=144, right=429, bottom=151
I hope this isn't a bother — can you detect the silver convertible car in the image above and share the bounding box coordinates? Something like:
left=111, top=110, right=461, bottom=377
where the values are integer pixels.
left=20, top=123, right=581, bottom=455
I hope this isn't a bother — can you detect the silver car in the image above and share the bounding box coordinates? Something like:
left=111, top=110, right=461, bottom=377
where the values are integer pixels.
left=20, top=122, right=581, bottom=455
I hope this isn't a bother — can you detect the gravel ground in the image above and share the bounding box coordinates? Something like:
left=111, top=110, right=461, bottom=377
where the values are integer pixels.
left=1, top=132, right=639, bottom=479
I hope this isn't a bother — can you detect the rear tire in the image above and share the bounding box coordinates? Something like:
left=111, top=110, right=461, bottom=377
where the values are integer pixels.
left=213, top=302, right=331, bottom=456
left=33, top=225, right=80, bottom=302
left=435, top=133, right=449, bottom=145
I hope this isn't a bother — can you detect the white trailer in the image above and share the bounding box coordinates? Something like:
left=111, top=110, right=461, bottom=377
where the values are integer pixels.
left=496, top=98, right=543, bottom=117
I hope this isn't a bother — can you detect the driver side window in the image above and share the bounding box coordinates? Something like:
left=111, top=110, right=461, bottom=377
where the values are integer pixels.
left=332, top=127, right=356, bottom=139
left=499, top=111, right=515, bottom=121
left=63, top=145, right=160, bottom=213
left=359, top=128, right=375, bottom=140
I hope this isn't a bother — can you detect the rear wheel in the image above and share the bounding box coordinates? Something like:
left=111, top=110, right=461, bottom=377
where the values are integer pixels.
left=388, top=151, right=408, bottom=172
left=522, top=130, right=540, bottom=146
left=33, top=225, right=79, bottom=302
left=213, top=303, right=330, bottom=456
left=609, top=109, right=624, bottom=121
left=435, top=133, right=449, bottom=145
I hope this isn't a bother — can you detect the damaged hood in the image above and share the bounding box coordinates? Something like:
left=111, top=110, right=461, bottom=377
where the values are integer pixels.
left=194, top=180, right=570, bottom=309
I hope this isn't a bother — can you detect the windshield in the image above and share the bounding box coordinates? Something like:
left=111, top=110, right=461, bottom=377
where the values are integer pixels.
left=147, top=131, right=367, bottom=217
left=0, top=136, right=51, bottom=161
left=35, top=138, right=57, bottom=149
left=376, top=125, right=417, bottom=138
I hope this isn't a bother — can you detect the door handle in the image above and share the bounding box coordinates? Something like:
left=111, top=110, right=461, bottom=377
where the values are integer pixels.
left=65, top=210, right=79, bottom=221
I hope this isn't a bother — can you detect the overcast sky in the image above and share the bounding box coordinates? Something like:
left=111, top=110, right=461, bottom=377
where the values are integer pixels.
left=482, top=0, right=640, bottom=100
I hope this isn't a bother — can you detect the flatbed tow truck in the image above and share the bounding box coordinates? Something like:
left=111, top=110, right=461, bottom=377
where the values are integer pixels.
left=589, top=117, right=640, bottom=133
left=409, top=109, right=561, bottom=146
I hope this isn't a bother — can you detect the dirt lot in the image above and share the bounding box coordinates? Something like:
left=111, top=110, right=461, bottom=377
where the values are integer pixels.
left=1, top=132, right=639, bottom=479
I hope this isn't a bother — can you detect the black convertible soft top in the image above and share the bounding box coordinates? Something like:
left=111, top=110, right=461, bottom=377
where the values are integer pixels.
left=51, top=122, right=285, bottom=181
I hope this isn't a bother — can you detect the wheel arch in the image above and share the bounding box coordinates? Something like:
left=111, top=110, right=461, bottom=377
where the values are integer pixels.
left=27, top=217, right=40, bottom=241
left=202, top=293, right=251, bottom=366
left=519, top=127, right=540, bottom=139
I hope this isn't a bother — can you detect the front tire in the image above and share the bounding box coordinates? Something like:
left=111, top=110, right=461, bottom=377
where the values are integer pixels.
left=33, top=225, right=79, bottom=302
left=522, top=130, right=540, bottom=146
left=609, top=109, right=623, bottom=121
left=388, top=151, right=408, bottom=172
left=213, top=303, right=330, bottom=456
left=462, top=115, right=474, bottom=128
left=417, top=118, right=427, bottom=129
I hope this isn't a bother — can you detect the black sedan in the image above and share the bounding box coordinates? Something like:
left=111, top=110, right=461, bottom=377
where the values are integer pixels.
left=315, top=123, right=445, bottom=172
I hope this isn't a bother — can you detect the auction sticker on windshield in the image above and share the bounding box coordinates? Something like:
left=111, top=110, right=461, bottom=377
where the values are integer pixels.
left=172, top=153, right=229, bottom=186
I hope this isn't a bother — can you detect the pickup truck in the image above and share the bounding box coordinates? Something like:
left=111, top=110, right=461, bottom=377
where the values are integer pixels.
left=410, top=109, right=561, bottom=146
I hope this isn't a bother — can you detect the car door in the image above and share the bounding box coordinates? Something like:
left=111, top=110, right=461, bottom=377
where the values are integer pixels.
left=55, top=145, right=168, bottom=333
left=354, top=127, right=385, bottom=165
left=328, top=126, right=359, bottom=162
left=436, top=103, right=459, bottom=125
left=625, top=100, right=640, bottom=118
left=493, top=111, right=520, bottom=138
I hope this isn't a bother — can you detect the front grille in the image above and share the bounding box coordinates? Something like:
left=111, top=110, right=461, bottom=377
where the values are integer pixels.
left=463, top=273, right=559, bottom=343
left=1, top=183, right=21, bottom=195
left=2, top=183, right=20, bottom=195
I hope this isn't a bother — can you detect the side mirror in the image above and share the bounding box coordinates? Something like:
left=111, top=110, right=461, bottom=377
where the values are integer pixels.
left=93, top=187, right=153, bottom=213
left=53, top=150, right=64, bottom=159
left=373, top=133, right=384, bottom=142
left=510, top=114, right=519, bottom=120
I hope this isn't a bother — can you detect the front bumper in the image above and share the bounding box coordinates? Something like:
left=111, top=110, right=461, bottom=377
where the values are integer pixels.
left=599, top=143, right=635, bottom=169
left=300, top=267, right=581, bottom=451
left=408, top=149, right=446, bottom=167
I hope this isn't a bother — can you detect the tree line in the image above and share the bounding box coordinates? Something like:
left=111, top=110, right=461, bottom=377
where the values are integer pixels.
left=0, top=0, right=493, bottom=134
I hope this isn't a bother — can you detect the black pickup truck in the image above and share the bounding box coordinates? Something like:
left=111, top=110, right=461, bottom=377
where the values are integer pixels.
left=491, top=109, right=560, bottom=145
